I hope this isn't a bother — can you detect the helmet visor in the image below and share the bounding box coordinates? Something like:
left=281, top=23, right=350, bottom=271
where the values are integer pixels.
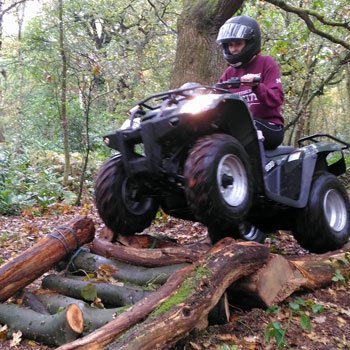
left=217, top=23, right=254, bottom=43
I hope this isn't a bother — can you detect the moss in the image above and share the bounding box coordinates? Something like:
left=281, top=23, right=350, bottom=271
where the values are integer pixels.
left=151, top=266, right=212, bottom=317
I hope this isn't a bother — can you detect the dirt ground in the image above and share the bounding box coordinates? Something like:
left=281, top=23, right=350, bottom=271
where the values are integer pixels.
left=1, top=204, right=350, bottom=350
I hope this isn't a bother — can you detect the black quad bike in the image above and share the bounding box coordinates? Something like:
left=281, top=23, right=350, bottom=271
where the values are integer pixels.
left=95, top=78, right=350, bottom=253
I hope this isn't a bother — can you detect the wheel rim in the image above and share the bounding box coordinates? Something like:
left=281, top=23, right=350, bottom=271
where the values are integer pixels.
left=217, top=154, right=248, bottom=206
left=323, top=189, right=347, bottom=233
left=242, top=226, right=259, bottom=240
left=121, top=178, right=153, bottom=215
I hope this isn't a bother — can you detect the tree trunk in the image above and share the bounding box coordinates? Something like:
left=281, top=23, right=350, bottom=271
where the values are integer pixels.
left=66, top=251, right=188, bottom=285
left=0, top=217, right=95, bottom=302
left=91, top=237, right=207, bottom=267
left=170, top=0, right=245, bottom=88
left=57, top=239, right=269, bottom=350
left=36, top=292, right=127, bottom=334
left=58, top=0, right=71, bottom=186
left=42, top=274, right=152, bottom=306
left=228, top=242, right=350, bottom=307
left=0, top=303, right=83, bottom=347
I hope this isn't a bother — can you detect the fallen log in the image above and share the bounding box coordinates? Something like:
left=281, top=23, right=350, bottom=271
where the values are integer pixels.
left=0, top=217, right=95, bottom=302
left=66, top=251, right=188, bottom=285
left=228, top=254, right=306, bottom=307
left=22, top=291, right=50, bottom=315
left=57, top=239, right=269, bottom=350
left=289, top=242, right=350, bottom=289
left=228, top=242, right=350, bottom=307
left=91, top=237, right=207, bottom=267
left=42, top=274, right=151, bottom=306
left=36, top=292, right=127, bottom=334
left=0, top=302, right=83, bottom=347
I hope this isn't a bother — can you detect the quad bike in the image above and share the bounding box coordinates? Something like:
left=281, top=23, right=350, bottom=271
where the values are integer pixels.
left=94, top=78, right=350, bottom=253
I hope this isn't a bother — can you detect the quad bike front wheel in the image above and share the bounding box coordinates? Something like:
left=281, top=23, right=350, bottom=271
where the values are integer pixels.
left=293, top=171, right=350, bottom=253
left=94, top=155, right=158, bottom=241
left=184, top=134, right=253, bottom=235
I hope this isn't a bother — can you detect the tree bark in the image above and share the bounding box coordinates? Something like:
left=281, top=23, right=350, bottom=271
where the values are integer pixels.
left=66, top=251, right=188, bottom=285
left=228, top=242, right=350, bottom=307
left=42, top=274, right=152, bottom=306
left=91, top=237, right=207, bottom=267
left=170, top=0, right=245, bottom=88
left=0, top=303, right=83, bottom=347
left=57, top=239, right=269, bottom=350
left=36, top=292, right=127, bottom=334
left=58, top=0, right=71, bottom=186
left=0, top=217, right=95, bottom=302
left=22, top=291, right=50, bottom=315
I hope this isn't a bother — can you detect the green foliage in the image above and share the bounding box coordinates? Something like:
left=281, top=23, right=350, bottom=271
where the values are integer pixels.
left=152, top=265, right=211, bottom=317
left=264, top=321, right=286, bottom=348
left=264, top=298, right=325, bottom=348
left=0, top=144, right=98, bottom=215
left=81, top=283, right=98, bottom=302
left=332, top=269, right=346, bottom=283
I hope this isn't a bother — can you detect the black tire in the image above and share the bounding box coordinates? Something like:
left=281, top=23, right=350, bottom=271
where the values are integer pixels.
left=238, top=222, right=267, bottom=243
left=94, top=155, right=158, bottom=240
left=293, top=171, right=350, bottom=253
left=207, top=224, right=240, bottom=245
left=184, top=134, right=253, bottom=231
left=208, top=222, right=266, bottom=245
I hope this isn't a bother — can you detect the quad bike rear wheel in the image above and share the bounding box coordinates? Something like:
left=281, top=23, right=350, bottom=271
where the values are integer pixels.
left=207, top=222, right=266, bottom=244
left=185, top=134, right=253, bottom=236
left=293, top=171, right=350, bottom=253
left=94, top=155, right=158, bottom=241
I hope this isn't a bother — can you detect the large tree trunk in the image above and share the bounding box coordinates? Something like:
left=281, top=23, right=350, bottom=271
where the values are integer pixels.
left=0, top=217, right=95, bottom=302
left=0, top=303, right=83, bottom=347
left=170, top=0, right=245, bottom=88
left=57, top=239, right=269, bottom=350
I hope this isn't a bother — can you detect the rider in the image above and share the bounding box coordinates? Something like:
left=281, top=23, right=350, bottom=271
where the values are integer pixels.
left=217, top=15, right=284, bottom=149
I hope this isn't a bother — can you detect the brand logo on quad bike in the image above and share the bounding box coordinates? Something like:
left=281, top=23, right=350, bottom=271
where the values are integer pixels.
left=265, top=160, right=276, bottom=172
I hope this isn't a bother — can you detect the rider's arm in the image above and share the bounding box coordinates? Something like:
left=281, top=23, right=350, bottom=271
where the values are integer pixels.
left=252, top=56, right=284, bottom=109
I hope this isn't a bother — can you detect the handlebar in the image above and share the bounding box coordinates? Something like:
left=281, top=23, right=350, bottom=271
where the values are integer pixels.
left=215, top=77, right=261, bottom=89
left=130, top=77, right=261, bottom=113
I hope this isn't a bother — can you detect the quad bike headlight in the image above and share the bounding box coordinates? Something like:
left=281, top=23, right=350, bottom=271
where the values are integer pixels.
left=179, top=94, right=221, bottom=115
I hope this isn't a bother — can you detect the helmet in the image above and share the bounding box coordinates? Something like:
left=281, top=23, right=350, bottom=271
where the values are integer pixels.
left=216, top=15, right=261, bottom=67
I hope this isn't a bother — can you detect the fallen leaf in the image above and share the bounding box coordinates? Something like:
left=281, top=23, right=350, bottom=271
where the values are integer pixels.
left=244, top=335, right=260, bottom=343
left=189, top=341, right=202, bottom=350
left=0, top=324, right=8, bottom=341
left=313, top=315, right=327, bottom=324
left=10, top=330, right=22, bottom=347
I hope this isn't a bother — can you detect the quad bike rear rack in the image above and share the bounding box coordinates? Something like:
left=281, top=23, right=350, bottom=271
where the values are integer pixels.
left=297, top=133, right=350, bottom=149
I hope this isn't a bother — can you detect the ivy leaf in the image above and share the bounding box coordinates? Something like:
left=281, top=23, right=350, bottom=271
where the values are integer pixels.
left=300, top=314, right=312, bottom=332
left=311, top=304, right=324, bottom=314
left=81, top=284, right=97, bottom=301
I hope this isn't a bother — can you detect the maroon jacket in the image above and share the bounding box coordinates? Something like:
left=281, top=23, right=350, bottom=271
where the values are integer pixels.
left=219, top=54, right=284, bottom=126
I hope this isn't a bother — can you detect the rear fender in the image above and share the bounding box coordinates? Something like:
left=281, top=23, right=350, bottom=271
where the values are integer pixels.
left=265, top=142, right=347, bottom=208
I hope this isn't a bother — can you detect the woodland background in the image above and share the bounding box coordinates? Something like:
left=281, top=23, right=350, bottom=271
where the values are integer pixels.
left=0, top=1, right=349, bottom=349
left=0, top=0, right=349, bottom=219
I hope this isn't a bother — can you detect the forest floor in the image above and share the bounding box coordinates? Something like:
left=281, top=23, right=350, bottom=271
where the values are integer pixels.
left=1, top=199, right=350, bottom=350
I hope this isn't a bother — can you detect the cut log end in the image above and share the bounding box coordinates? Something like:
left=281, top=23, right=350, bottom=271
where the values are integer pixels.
left=66, top=304, right=84, bottom=334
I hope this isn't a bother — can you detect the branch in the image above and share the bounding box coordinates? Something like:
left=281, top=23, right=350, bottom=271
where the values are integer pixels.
left=285, top=51, right=350, bottom=130
left=264, top=0, right=350, bottom=50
